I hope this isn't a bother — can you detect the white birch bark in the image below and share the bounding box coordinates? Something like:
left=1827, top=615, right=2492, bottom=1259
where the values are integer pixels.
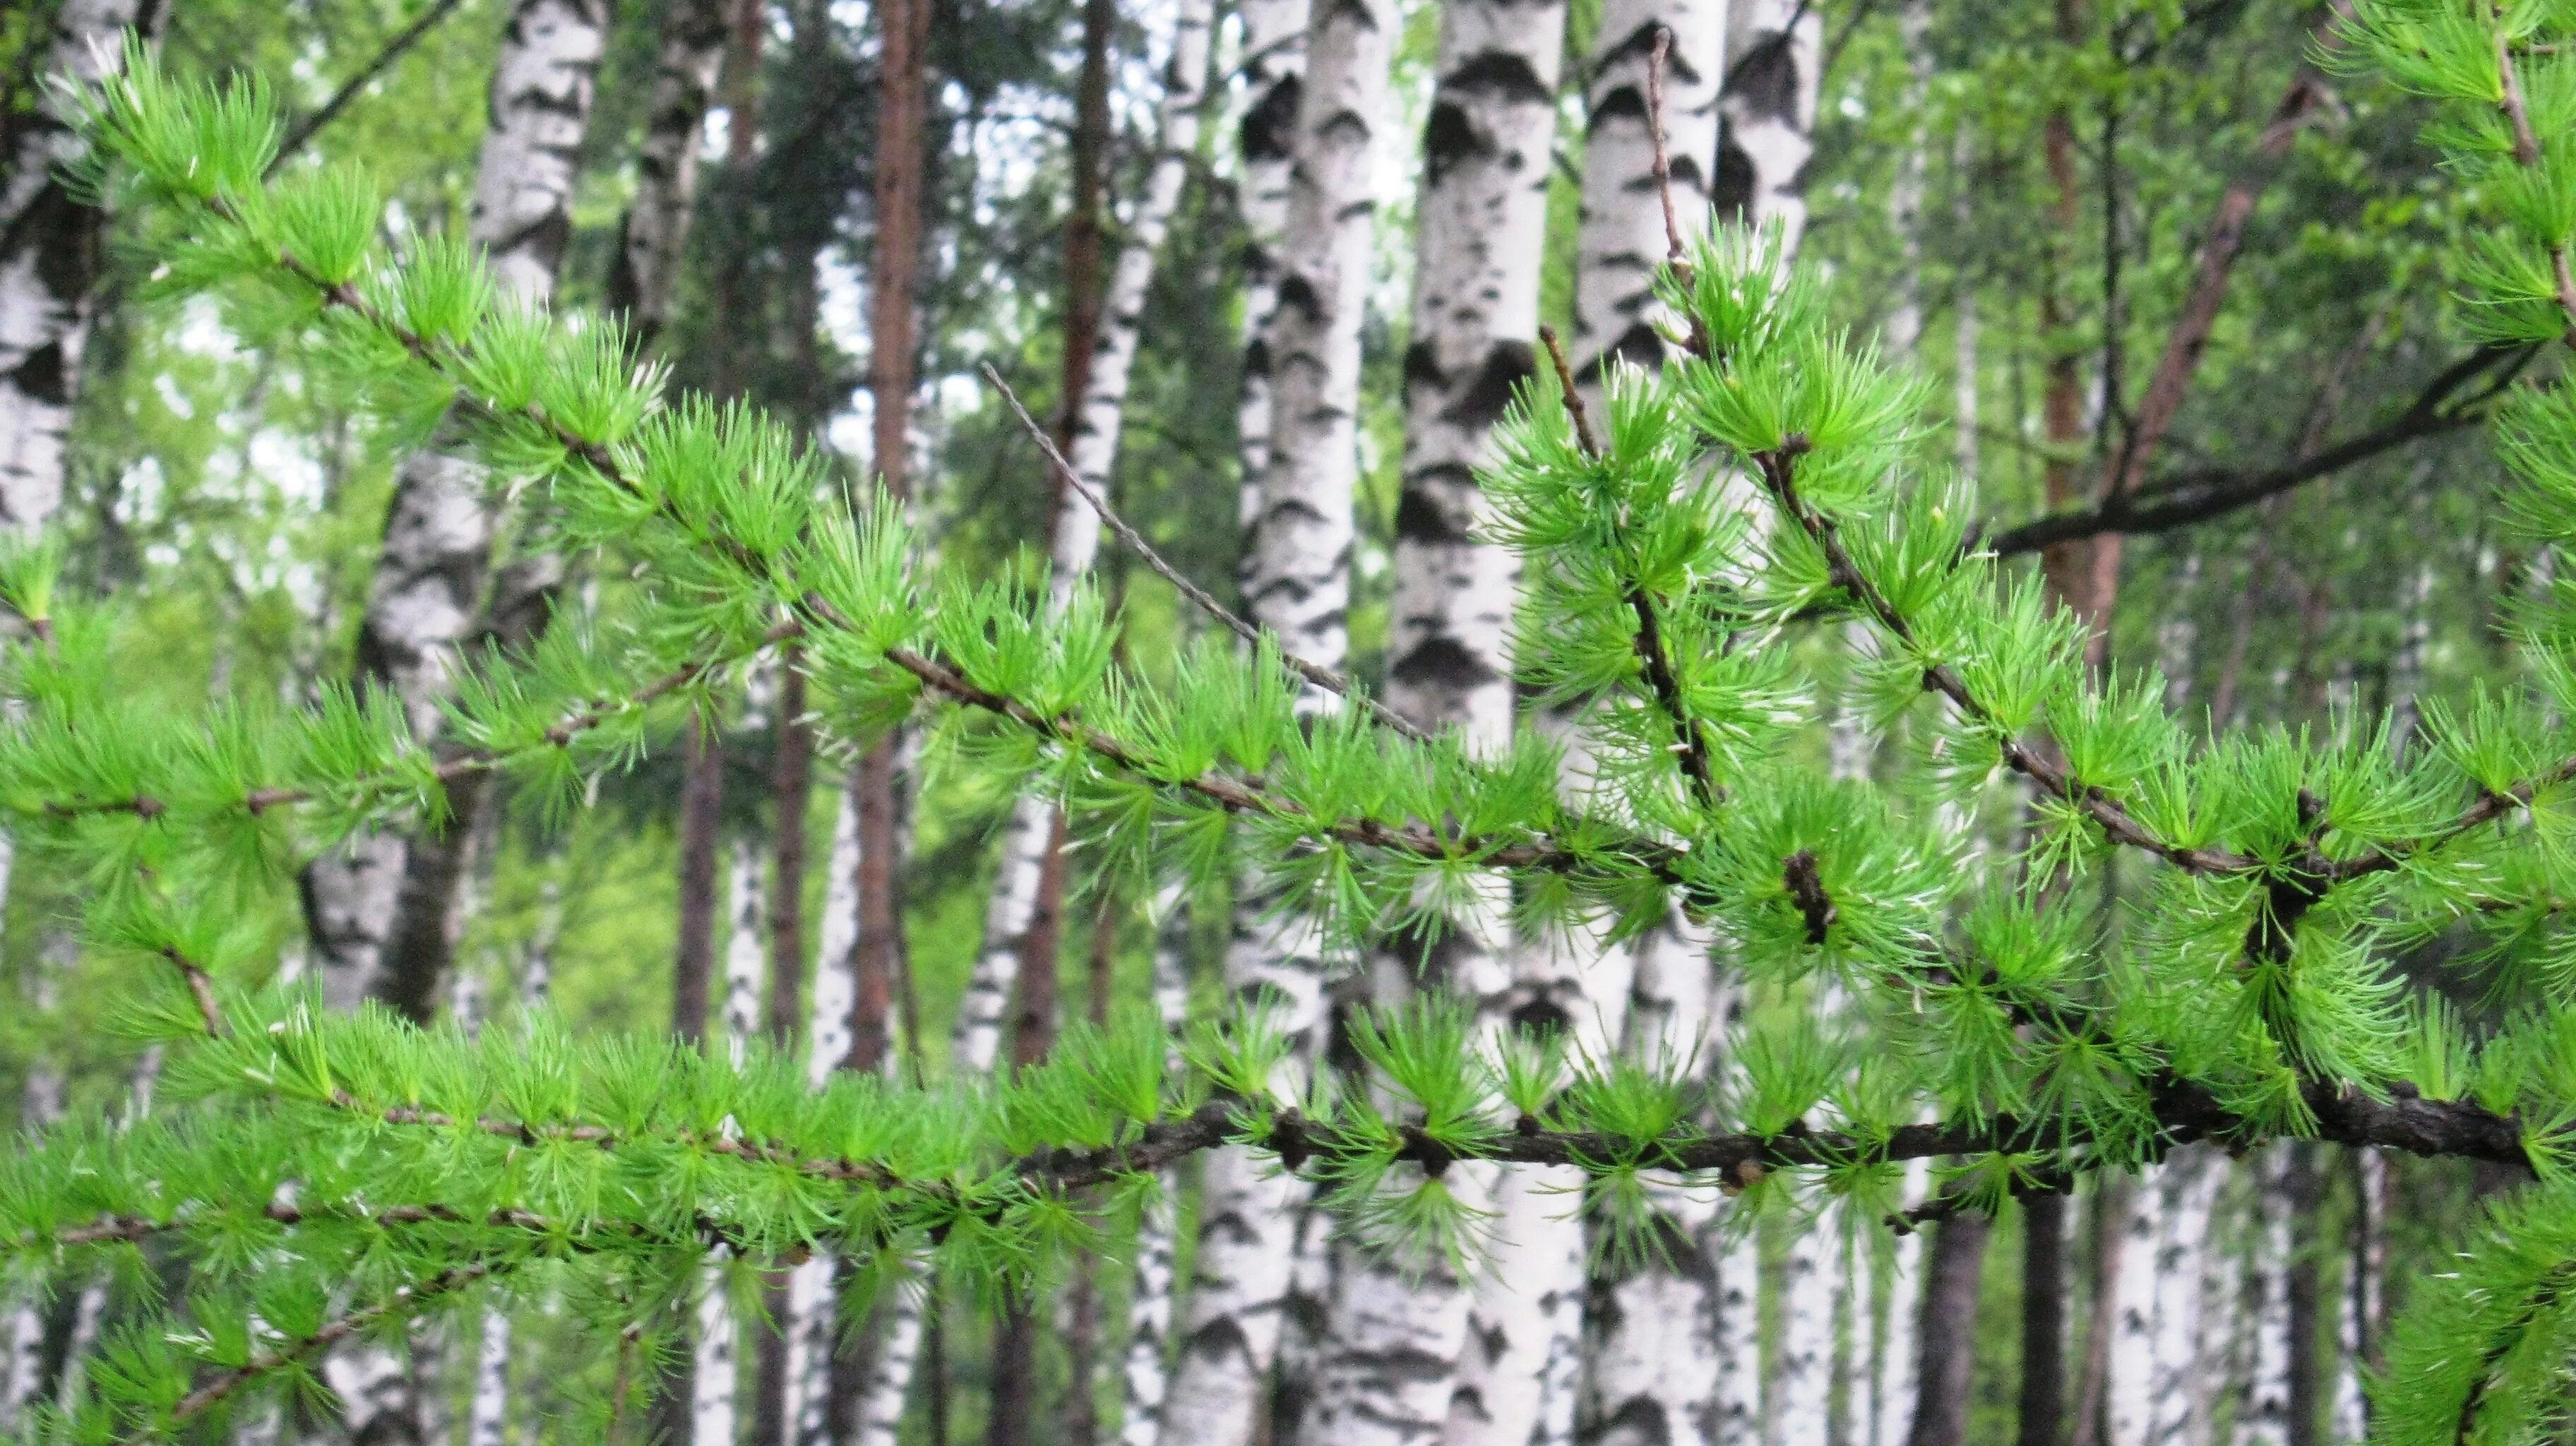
left=304, top=0, right=607, bottom=1009
left=1774, top=1195, right=1836, bottom=1446
left=787, top=785, right=863, bottom=1445
left=1159, top=0, right=1378, bottom=1437
left=1714, top=0, right=1820, bottom=252
left=1229, top=0, right=1312, bottom=539
left=2330, top=1149, right=2383, bottom=1444
left=1386, top=4, right=1578, bottom=1443
left=1872, top=1159, right=1931, bottom=1446
left=948, top=0, right=1215, bottom=1077
left=723, top=837, right=766, bottom=1063
left=616, top=0, right=731, bottom=332
left=1952, top=124, right=1979, bottom=490
left=1584, top=916, right=1725, bottom=1446
left=1155, top=4, right=1306, bottom=1430
left=2108, top=1147, right=2224, bottom=1446
left=2106, top=1163, right=2164, bottom=1446
left=2238, top=1148, right=2295, bottom=1446
left=1883, top=0, right=1931, bottom=360
left=1570, top=0, right=1728, bottom=388
left=1709, top=979, right=1759, bottom=1446
left=467, top=1310, right=511, bottom=1446
left=0, top=0, right=165, bottom=533
left=692, top=837, right=765, bottom=1446
left=1120, top=883, right=1196, bottom=1446
left=851, top=1274, right=924, bottom=1446
left=0, top=6, right=153, bottom=1398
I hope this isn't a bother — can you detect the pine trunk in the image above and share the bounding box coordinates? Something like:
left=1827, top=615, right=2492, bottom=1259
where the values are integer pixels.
left=302, top=0, right=607, bottom=1015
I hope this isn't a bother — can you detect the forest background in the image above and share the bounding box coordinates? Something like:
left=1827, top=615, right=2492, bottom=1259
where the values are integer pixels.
left=0, top=0, right=2530, bottom=1445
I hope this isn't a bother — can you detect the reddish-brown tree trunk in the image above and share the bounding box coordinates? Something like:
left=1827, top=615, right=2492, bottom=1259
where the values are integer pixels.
left=672, top=713, right=725, bottom=1042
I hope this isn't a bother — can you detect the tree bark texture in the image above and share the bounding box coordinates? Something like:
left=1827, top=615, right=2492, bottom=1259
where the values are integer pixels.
left=1229, top=0, right=1312, bottom=545
left=1713, top=0, right=1820, bottom=252
left=1903, top=1212, right=1989, bottom=1446
left=607, top=0, right=732, bottom=340
left=1385, top=5, right=1577, bottom=1443
left=0, top=0, right=167, bottom=534
left=302, top=0, right=607, bottom=1016
left=1570, top=0, right=1727, bottom=389
left=1582, top=918, right=1726, bottom=1446
left=2022, top=1195, right=2070, bottom=1446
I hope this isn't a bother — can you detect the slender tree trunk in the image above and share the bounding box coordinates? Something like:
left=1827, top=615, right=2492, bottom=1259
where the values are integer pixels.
left=0, top=0, right=166, bottom=532
left=2241, top=1147, right=2296, bottom=1446
left=1121, top=884, right=1195, bottom=1446
left=302, top=0, right=607, bottom=1017
left=1225, top=11, right=1413, bottom=1446
left=2284, top=1149, right=2322, bottom=1446
left=845, top=0, right=932, bottom=1435
left=2021, top=1197, right=2070, bottom=1446
left=674, top=713, right=727, bottom=1044
left=1904, top=1212, right=1991, bottom=1446
left=1155, top=1, right=1322, bottom=1440
left=786, top=779, right=864, bottom=1446
left=755, top=645, right=815, bottom=1446
left=0, top=10, right=165, bottom=1402
left=948, top=0, right=1215, bottom=1075
left=1556, top=11, right=1736, bottom=1445
left=2065, top=1178, right=2127, bottom=1446
left=1713, top=0, right=1820, bottom=251
left=1228, top=0, right=1311, bottom=539
left=1584, top=919, right=1724, bottom=1446
left=1383, top=2, right=1572, bottom=1442
left=607, top=0, right=732, bottom=341
left=1569, top=0, right=1727, bottom=389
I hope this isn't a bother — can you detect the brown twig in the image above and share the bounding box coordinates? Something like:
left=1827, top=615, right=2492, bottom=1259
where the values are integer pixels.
left=1536, top=325, right=1599, bottom=456
left=265, top=0, right=470, bottom=177
left=1647, top=26, right=1686, bottom=266
left=979, top=364, right=1429, bottom=743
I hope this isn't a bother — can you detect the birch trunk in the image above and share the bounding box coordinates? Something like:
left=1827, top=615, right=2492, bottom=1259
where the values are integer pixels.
left=1584, top=918, right=1725, bottom=1446
left=1246, top=7, right=1442, bottom=1446
left=1381, top=4, right=1575, bottom=1442
left=1570, top=0, right=1727, bottom=388
left=784, top=782, right=864, bottom=1444
left=1156, top=0, right=1386, bottom=1438
left=0, top=0, right=163, bottom=531
left=1873, top=1158, right=1931, bottom=1446
left=0, top=13, right=160, bottom=1405
left=948, top=0, right=1215, bottom=1076
left=1229, top=0, right=1312, bottom=539
left=0, top=932, right=72, bottom=1428
left=609, top=0, right=732, bottom=338
left=1119, top=884, right=1196, bottom=1446
left=689, top=835, right=768, bottom=1446
left=2108, top=1148, right=2223, bottom=1446
left=1714, top=0, right=1819, bottom=249
left=1775, top=1205, right=1835, bottom=1446
left=2240, top=1148, right=2295, bottom=1446
left=2106, top=1164, right=2163, bottom=1446
left=2330, top=1151, right=2384, bottom=1444
left=303, top=0, right=607, bottom=1014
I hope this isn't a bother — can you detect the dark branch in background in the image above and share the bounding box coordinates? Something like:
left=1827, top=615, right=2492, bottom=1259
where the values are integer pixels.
left=263, top=0, right=469, bottom=177
left=979, top=364, right=1432, bottom=743
left=1986, top=343, right=2533, bottom=554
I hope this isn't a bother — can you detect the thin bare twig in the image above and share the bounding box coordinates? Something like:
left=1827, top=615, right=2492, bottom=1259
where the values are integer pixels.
left=978, top=363, right=1430, bottom=742
left=1647, top=26, right=1686, bottom=267
left=265, top=0, right=469, bottom=177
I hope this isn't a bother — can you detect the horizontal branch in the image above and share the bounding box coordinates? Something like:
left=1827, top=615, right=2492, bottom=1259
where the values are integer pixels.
left=1984, top=343, right=2531, bottom=556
